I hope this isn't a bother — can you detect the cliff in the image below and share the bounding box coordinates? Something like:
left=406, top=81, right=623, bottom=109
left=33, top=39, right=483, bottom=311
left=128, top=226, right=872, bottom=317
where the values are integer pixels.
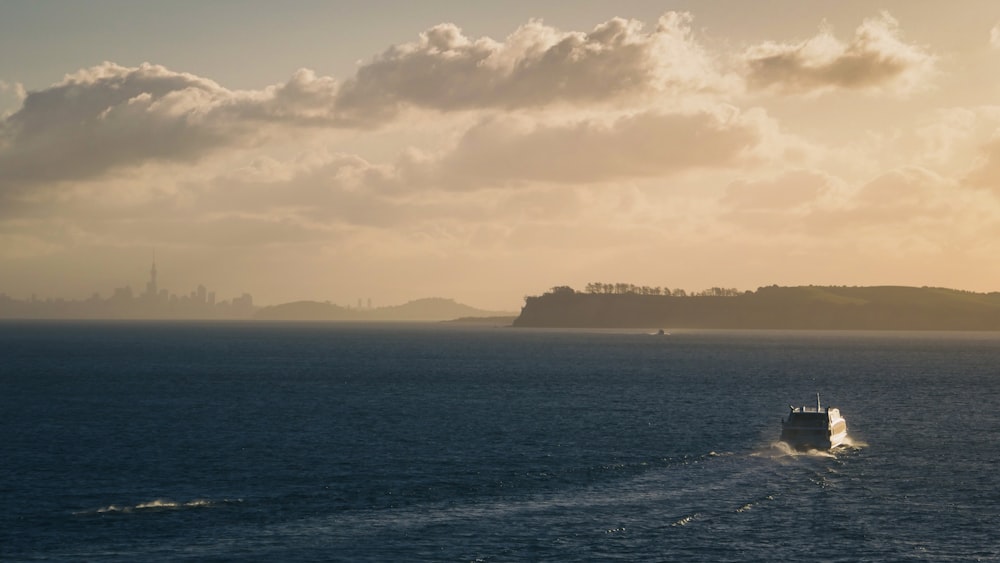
left=513, top=286, right=1000, bottom=330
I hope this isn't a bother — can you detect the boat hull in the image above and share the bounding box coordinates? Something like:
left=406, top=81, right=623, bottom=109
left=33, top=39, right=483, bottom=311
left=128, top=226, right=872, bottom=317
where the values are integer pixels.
left=780, top=401, right=848, bottom=451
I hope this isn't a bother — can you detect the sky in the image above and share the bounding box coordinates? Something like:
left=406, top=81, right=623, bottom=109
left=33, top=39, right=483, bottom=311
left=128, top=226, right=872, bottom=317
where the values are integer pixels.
left=3, top=1, right=1000, bottom=310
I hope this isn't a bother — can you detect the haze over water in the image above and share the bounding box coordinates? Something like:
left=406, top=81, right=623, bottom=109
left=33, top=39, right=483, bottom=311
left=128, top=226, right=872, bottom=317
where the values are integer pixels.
left=5, top=2, right=1000, bottom=308
left=4, top=321, right=999, bottom=560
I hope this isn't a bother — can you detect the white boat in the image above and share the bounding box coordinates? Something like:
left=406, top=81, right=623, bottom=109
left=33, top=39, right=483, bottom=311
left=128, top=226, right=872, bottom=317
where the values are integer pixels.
left=780, top=393, right=848, bottom=450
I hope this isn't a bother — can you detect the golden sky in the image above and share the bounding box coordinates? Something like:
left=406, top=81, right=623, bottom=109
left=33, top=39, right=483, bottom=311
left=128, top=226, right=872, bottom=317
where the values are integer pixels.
left=2, top=1, right=1000, bottom=309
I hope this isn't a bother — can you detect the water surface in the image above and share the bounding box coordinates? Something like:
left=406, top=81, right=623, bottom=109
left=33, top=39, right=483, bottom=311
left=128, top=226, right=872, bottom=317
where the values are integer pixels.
left=3, top=322, right=999, bottom=561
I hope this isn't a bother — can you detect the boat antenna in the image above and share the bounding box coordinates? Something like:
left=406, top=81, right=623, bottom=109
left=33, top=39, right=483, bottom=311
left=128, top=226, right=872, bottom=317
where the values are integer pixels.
left=816, top=392, right=821, bottom=412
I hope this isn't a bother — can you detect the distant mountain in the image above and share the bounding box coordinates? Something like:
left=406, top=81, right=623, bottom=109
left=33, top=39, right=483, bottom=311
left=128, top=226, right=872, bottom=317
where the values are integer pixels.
left=255, top=297, right=516, bottom=322
left=254, top=301, right=361, bottom=321
left=513, top=285, right=1000, bottom=330
left=364, top=298, right=514, bottom=321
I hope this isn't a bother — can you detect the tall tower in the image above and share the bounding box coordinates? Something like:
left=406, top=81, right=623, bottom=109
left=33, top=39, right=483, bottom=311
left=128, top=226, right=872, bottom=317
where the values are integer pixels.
left=146, top=253, right=158, bottom=298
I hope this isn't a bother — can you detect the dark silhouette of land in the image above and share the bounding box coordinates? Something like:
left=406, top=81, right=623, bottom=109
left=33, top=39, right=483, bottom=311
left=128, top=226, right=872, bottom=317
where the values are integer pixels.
left=513, top=285, right=1000, bottom=330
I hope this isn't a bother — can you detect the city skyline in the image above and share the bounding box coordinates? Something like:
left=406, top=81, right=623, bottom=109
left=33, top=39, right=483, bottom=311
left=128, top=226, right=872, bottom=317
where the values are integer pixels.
left=0, top=257, right=255, bottom=319
left=4, top=2, right=1000, bottom=310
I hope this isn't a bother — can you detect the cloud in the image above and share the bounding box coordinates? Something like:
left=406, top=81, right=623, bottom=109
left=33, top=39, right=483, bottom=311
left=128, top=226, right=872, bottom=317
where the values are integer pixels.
left=854, top=166, right=949, bottom=208
left=420, top=107, right=763, bottom=188
left=0, top=63, right=228, bottom=190
left=0, top=98, right=777, bottom=246
left=0, top=62, right=339, bottom=192
left=0, top=11, right=750, bottom=199
left=231, top=68, right=339, bottom=123
left=719, top=169, right=848, bottom=239
left=720, top=166, right=982, bottom=261
left=820, top=167, right=997, bottom=257
left=743, top=12, right=935, bottom=95
left=724, top=169, right=838, bottom=210
left=335, top=12, right=726, bottom=124
left=795, top=167, right=959, bottom=240
left=0, top=80, right=27, bottom=114
left=202, top=153, right=417, bottom=228
left=0, top=12, right=728, bottom=192
left=992, top=23, right=1000, bottom=48
left=964, top=136, right=1000, bottom=190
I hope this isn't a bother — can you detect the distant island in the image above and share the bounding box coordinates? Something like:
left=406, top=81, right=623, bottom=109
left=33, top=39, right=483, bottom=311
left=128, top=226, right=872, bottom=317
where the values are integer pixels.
left=255, top=298, right=516, bottom=322
left=0, top=293, right=515, bottom=323
left=513, top=284, right=1000, bottom=330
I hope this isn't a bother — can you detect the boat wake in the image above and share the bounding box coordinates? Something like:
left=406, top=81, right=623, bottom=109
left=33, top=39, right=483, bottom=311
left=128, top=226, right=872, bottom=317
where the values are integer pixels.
left=74, top=498, right=242, bottom=516
left=175, top=444, right=859, bottom=559
left=841, top=435, right=867, bottom=448
left=757, top=441, right=838, bottom=459
left=756, top=434, right=866, bottom=459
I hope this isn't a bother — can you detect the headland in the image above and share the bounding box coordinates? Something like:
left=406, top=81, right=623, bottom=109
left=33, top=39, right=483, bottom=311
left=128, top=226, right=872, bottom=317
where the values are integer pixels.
left=513, top=285, right=1000, bottom=330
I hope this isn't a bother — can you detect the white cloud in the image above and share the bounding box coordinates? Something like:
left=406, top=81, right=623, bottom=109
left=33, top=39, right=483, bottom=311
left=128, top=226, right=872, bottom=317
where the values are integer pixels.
left=0, top=62, right=340, bottom=192
left=0, top=13, right=730, bottom=193
left=0, top=80, right=27, bottom=117
left=335, top=12, right=727, bottom=124
left=232, top=68, right=339, bottom=123
left=743, top=12, right=936, bottom=95
left=991, top=23, right=1000, bottom=48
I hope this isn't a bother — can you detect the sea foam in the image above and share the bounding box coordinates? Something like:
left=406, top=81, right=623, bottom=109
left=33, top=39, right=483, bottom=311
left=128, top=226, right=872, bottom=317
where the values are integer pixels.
left=75, top=498, right=241, bottom=515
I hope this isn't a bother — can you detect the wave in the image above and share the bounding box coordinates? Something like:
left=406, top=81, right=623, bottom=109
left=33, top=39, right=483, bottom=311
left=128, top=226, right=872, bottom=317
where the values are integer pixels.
left=74, top=498, right=242, bottom=516
left=670, top=493, right=775, bottom=527
left=753, top=440, right=858, bottom=459
left=842, top=435, right=868, bottom=448
left=671, top=513, right=700, bottom=526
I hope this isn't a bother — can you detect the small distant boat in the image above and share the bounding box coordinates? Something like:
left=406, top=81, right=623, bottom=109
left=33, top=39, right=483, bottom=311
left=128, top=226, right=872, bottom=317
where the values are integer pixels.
left=780, top=393, right=848, bottom=450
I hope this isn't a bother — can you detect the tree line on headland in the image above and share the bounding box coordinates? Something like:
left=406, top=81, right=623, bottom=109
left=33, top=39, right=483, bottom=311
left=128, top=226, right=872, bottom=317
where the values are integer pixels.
left=580, top=283, right=743, bottom=297
left=513, top=284, right=1000, bottom=330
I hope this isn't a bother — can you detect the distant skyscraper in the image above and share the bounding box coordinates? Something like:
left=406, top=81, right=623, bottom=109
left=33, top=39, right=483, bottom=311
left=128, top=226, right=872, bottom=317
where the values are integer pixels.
left=145, top=254, right=158, bottom=298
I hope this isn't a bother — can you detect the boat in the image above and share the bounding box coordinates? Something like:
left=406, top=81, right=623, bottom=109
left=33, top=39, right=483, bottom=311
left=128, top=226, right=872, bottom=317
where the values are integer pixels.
left=780, top=393, right=848, bottom=450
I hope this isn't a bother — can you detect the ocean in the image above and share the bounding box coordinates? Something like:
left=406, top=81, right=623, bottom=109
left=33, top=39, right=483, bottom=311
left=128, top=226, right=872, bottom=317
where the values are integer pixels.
left=3, top=321, right=999, bottom=561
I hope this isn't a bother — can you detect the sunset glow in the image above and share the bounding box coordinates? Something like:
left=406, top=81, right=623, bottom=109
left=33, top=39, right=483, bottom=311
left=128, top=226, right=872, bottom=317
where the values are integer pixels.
left=3, top=1, right=1000, bottom=309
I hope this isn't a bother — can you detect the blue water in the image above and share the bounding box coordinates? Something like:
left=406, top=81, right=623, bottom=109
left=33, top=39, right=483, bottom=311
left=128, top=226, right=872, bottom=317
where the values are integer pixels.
left=3, top=322, right=1000, bottom=561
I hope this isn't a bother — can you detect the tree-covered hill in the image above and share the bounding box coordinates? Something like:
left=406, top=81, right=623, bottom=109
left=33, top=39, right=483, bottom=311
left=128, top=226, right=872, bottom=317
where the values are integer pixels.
left=513, top=285, right=1000, bottom=330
